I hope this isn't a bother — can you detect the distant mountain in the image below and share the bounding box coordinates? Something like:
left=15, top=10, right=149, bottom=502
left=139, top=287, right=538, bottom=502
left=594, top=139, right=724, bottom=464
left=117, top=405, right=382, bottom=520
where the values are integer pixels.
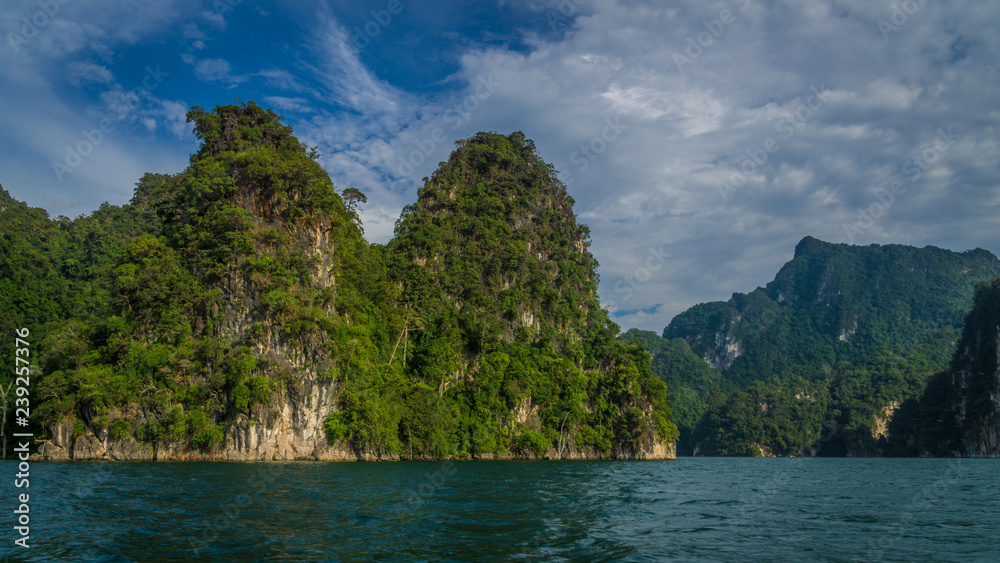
left=636, top=236, right=1000, bottom=456
left=621, top=329, right=721, bottom=455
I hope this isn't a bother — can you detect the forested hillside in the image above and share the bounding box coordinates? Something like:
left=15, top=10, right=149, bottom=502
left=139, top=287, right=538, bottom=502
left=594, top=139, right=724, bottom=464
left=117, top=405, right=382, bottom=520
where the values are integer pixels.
left=888, top=278, right=1000, bottom=457
left=1, top=101, right=675, bottom=461
left=626, top=238, right=1000, bottom=456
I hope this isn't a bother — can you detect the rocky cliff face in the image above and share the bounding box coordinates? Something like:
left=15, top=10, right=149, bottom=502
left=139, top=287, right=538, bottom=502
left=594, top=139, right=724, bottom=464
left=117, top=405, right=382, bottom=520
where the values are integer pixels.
left=650, top=237, right=999, bottom=457
left=37, top=380, right=387, bottom=461
left=34, top=102, right=370, bottom=461
left=37, top=384, right=674, bottom=461
left=944, top=279, right=1000, bottom=457
left=31, top=110, right=675, bottom=462
left=665, top=236, right=1000, bottom=383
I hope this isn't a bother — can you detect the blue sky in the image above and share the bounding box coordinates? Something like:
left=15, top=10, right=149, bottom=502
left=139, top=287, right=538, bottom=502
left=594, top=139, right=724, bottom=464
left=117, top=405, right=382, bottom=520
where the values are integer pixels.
left=2, top=0, right=998, bottom=333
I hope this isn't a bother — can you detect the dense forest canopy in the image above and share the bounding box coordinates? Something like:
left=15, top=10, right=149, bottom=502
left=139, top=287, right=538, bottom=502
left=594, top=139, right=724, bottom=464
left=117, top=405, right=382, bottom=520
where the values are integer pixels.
left=1, top=101, right=675, bottom=460
left=627, top=237, right=1000, bottom=456
left=4, top=100, right=996, bottom=461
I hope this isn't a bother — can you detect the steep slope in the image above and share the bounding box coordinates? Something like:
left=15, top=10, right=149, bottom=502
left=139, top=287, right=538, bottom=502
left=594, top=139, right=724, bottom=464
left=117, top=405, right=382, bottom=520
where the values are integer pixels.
left=0, top=186, right=71, bottom=373
left=666, top=237, right=1000, bottom=381
left=621, top=329, right=722, bottom=455
left=895, top=278, right=1000, bottom=457
left=1, top=180, right=162, bottom=440
left=22, top=106, right=676, bottom=461
left=34, top=101, right=392, bottom=460
left=384, top=132, right=676, bottom=459
left=947, top=278, right=1000, bottom=455
left=655, top=237, right=1000, bottom=456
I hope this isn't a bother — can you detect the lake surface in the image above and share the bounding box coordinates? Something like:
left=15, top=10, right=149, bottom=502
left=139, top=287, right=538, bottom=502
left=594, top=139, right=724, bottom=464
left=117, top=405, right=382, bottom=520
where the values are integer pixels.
left=1, top=458, right=997, bottom=562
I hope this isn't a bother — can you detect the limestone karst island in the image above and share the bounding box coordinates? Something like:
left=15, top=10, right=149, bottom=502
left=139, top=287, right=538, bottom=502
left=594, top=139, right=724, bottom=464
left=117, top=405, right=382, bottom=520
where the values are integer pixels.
left=7, top=102, right=677, bottom=462
left=5, top=102, right=999, bottom=465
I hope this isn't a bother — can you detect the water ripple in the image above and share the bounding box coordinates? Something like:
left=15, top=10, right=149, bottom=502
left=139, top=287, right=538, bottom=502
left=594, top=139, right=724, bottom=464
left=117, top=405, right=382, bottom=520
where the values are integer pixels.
left=2, top=458, right=998, bottom=562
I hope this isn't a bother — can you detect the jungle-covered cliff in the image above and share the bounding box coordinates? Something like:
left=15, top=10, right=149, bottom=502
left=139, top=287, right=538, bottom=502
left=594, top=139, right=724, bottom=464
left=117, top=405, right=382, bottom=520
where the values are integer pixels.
left=626, top=237, right=1000, bottom=456
left=1, top=101, right=676, bottom=461
left=889, top=278, right=1000, bottom=457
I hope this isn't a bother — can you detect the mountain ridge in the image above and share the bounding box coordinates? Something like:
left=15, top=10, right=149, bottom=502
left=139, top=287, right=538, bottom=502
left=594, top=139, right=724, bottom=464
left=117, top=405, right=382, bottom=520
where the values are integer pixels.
left=633, top=236, right=1000, bottom=456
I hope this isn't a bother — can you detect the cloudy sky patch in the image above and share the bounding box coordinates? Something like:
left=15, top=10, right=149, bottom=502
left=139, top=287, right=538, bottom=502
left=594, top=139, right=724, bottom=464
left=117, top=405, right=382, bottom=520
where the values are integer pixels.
left=1, top=0, right=996, bottom=333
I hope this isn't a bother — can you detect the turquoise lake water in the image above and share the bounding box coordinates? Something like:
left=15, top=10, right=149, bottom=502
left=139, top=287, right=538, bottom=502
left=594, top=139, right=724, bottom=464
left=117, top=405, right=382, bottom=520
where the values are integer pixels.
left=1, top=458, right=997, bottom=562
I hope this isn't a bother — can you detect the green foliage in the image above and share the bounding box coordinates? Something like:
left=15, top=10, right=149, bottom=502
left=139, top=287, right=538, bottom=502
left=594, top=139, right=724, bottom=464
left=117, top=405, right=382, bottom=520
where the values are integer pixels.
left=514, top=429, right=551, bottom=457
left=639, top=237, right=999, bottom=456
left=886, top=278, right=1000, bottom=456
left=324, top=386, right=402, bottom=454
left=193, top=425, right=224, bottom=450
left=5, top=108, right=675, bottom=460
left=665, top=237, right=999, bottom=387
left=72, top=419, right=86, bottom=439
left=110, top=419, right=132, bottom=442
left=372, top=132, right=673, bottom=458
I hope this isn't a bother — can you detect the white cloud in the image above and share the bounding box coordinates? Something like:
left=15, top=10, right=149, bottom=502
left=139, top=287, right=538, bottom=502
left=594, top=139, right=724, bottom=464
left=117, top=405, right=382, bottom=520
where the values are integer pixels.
left=185, top=56, right=247, bottom=85
left=307, top=9, right=405, bottom=115
left=257, top=68, right=314, bottom=94
left=263, top=96, right=312, bottom=113
left=1, top=0, right=998, bottom=335
left=293, top=0, right=1000, bottom=332
left=67, top=62, right=114, bottom=85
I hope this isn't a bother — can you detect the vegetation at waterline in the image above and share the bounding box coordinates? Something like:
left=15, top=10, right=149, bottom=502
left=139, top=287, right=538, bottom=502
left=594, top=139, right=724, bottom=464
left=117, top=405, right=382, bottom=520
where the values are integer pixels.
left=0, top=100, right=675, bottom=459
left=624, top=238, right=1000, bottom=456
left=888, top=278, right=1000, bottom=457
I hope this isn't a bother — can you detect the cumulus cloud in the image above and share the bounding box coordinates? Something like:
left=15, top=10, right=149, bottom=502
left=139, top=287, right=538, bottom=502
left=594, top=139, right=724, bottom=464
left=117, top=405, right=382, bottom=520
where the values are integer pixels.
left=263, top=96, right=313, bottom=113
left=382, top=0, right=1000, bottom=331
left=183, top=55, right=247, bottom=86
left=266, top=0, right=1000, bottom=332
left=1, top=0, right=997, bottom=334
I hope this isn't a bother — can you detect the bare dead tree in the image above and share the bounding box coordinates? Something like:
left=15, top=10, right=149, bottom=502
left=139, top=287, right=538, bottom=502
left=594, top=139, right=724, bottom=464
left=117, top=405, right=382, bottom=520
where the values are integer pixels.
left=557, top=411, right=570, bottom=460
